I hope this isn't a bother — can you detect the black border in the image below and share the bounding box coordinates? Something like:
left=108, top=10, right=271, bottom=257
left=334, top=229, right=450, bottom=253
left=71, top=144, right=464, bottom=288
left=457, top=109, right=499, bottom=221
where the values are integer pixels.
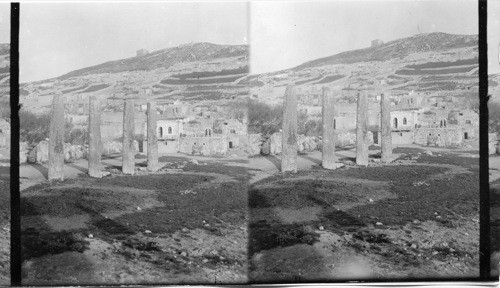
left=7, top=0, right=497, bottom=285
left=10, top=2, right=20, bottom=286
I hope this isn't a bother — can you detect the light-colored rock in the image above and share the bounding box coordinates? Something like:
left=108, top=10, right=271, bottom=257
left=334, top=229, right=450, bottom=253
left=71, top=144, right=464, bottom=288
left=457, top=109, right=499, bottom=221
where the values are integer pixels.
left=36, top=140, right=49, bottom=163
left=20, top=142, right=29, bottom=164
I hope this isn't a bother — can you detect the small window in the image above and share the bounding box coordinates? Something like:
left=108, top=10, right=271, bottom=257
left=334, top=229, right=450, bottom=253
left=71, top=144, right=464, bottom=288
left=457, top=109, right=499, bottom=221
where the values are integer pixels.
left=399, top=133, right=403, bottom=137
left=168, top=127, right=172, bottom=134
left=403, top=117, right=407, bottom=125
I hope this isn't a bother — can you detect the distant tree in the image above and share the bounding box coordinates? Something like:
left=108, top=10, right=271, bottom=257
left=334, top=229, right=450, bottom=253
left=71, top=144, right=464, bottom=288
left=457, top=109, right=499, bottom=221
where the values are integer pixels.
left=19, top=110, right=51, bottom=143
left=226, top=100, right=247, bottom=124
left=489, top=101, right=500, bottom=135
left=247, top=99, right=282, bottom=135
left=0, top=99, right=10, bottom=123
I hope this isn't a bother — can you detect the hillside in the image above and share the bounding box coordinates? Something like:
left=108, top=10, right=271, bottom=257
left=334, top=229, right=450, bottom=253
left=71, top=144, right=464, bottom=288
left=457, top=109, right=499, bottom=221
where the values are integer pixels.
left=58, top=42, right=248, bottom=80
left=250, top=32, right=478, bottom=105
left=293, top=33, right=477, bottom=70
left=0, top=43, right=9, bottom=100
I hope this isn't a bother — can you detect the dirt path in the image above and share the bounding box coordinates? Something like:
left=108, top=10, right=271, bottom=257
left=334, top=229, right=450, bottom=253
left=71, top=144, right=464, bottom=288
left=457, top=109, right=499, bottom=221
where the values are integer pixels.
left=248, top=149, right=480, bottom=281
left=21, top=154, right=249, bottom=285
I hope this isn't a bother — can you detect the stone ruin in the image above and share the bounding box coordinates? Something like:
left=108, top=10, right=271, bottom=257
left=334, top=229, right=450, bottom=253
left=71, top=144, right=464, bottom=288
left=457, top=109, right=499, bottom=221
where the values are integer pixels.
left=48, top=95, right=161, bottom=179
left=280, top=85, right=393, bottom=173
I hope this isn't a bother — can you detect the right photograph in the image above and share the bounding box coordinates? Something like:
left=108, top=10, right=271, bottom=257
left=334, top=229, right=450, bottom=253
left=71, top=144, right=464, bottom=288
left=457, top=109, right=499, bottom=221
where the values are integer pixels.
left=248, top=0, right=480, bottom=281
left=488, top=0, right=500, bottom=280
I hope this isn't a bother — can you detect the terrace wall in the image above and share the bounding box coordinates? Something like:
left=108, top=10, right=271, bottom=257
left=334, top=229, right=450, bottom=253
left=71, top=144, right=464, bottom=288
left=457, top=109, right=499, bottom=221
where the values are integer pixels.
left=179, top=136, right=227, bottom=156
left=414, top=127, right=463, bottom=147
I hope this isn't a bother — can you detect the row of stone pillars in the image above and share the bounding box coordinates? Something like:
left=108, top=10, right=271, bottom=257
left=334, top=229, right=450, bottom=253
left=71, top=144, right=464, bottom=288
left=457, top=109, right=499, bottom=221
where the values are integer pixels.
left=48, top=94, right=160, bottom=180
left=281, top=84, right=393, bottom=173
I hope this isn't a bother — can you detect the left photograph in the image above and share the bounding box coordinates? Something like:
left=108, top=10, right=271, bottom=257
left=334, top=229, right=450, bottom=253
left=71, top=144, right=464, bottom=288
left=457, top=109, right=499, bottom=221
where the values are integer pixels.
left=0, top=2, right=10, bottom=286
left=19, top=2, right=250, bottom=285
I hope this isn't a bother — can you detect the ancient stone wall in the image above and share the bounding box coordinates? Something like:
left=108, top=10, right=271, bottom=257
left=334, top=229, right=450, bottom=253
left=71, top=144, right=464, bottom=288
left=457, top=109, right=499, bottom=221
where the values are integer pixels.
left=178, top=136, right=227, bottom=156
left=414, top=127, right=463, bottom=147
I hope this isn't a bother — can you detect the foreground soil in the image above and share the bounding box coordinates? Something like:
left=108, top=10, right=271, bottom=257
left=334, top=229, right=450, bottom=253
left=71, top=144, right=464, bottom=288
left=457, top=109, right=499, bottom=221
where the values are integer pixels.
left=20, top=156, right=248, bottom=285
left=0, top=160, right=10, bottom=285
left=248, top=148, right=480, bottom=282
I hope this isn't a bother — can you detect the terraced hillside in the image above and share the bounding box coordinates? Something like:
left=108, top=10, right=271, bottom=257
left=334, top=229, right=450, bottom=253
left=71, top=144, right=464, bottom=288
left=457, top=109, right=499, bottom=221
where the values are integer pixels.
left=0, top=43, right=9, bottom=99
left=251, top=33, right=478, bottom=105
left=20, top=42, right=249, bottom=112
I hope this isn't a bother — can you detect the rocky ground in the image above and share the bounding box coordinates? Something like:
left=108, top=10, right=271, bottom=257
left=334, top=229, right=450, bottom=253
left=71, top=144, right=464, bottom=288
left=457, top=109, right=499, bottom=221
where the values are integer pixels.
left=20, top=155, right=248, bottom=285
left=0, top=147, right=9, bottom=285
left=489, top=154, right=500, bottom=278
left=247, top=146, right=481, bottom=282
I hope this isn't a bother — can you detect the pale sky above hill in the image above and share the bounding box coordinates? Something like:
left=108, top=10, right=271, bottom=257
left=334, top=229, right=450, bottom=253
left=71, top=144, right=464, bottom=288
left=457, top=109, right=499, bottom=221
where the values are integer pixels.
left=0, top=4, right=9, bottom=44
left=250, top=0, right=478, bottom=75
left=20, top=2, right=249, bottom=83
left=489, top=0, right=500, bottom=75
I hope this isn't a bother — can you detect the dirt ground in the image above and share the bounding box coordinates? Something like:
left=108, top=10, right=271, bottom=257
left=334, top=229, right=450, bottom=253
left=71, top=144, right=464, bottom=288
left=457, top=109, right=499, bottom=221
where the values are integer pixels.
left=248, top=146, right=480, bottom=282
left=0, top=147, right=10, bottom=285
left=18, top=145, right=491, bottom=283
left=20, top=155, right=248, bottom=285
left=489, top=155, right=500, bottom=278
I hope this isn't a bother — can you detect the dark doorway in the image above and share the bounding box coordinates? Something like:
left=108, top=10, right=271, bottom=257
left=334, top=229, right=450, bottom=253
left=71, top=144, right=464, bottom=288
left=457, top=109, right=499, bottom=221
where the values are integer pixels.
left=229, top=142, right=233, bottom=149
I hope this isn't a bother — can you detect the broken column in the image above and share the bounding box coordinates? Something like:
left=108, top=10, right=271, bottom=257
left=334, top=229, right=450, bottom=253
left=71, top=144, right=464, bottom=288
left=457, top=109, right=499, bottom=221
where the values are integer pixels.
left=356, top=90, right=369, bottom=166
left=88, top=96, right=102, bottom=178
left=380, top=93, right=393, bottom=163
left=281, top=84, right=298, bottom=173
left=48, top=93, right=65, bottom=180
left=322, top=87, right=338, bottom=169
left=147, top=101, right=159, bottom=172
left=122, top=100, right=135, bottom=174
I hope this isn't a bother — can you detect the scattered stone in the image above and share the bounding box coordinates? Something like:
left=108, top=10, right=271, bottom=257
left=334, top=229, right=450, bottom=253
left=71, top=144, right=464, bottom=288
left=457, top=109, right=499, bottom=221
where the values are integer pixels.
left=181, top=227, right=189, bottom=233
left=88, top=234, right=93, bottom=238
left=436, top=215, right=442, bottom=219
left=180, top=251, right=187, bottom=257
left=424, top=150, right=433, bottom=156
left=144, top=230, right=152, bottom=234
left=204, top=223, right=210, bottom=227
left=137, top=207, right=142, bottom=211
left=375, top=222, right=383, bottom=226
left=190, top=159, right=199, bottom=165
left=410, top=243, right=418, bottom=249
left=318, top=226, right=325, bottom=231
left=101, top=171, right=111, bottom=177
left=210, top=250, right=218, bottom=255
left=369, top=198, right=374, bottom=202
left=202, top=259, right=209, bottom=263
left=432, top=251, right=439, bottom=255
left=413, top=219, right=420, bottom=224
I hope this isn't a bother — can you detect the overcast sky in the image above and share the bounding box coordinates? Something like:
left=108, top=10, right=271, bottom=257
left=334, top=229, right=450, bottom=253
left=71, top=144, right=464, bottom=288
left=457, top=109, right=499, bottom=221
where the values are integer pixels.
left=489, top=0, right=500, bottom=74
left=250, top=0, right=478, bottom=75
left=20, top=2, right=249, bottom=83
left=0, top=4, right=9, bottom=44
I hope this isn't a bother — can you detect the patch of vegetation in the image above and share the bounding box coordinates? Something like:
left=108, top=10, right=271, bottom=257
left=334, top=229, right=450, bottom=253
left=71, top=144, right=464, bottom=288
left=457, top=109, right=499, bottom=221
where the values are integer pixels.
left=249, top=223, right=320, bottom=254
left=315, top=74, right=345, bottom=84
left=171, top=67, right=248, bottom=79
left=395, top=66, right=476, bottom=75
left=406, top=58, right=477, bottom=69
left=296, top=75, right=323, bottom=85
left=160, top=75, right=242, bottom=85
left=21, top=231, right=90, bottom=261
left=79, top=84, right=110, bottom=93
left=62, top=84, right=89, bottom=94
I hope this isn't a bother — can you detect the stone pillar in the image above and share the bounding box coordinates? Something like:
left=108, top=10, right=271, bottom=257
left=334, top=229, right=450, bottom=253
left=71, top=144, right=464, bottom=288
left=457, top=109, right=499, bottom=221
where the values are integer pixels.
left=147, top=101, right=159, bottom=171
left=282, top=84, right=298, bottom=173
left=122, top=100, right=135, bottom=174
left=356, top=91, right=369, bottom=166
left=322, top=87, right=337, bottom=169
left=48, top=93, right=65, bottom=180
left=380, top=93, right=393, bottom=163
left=88, top=96, right=102, bottom=178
